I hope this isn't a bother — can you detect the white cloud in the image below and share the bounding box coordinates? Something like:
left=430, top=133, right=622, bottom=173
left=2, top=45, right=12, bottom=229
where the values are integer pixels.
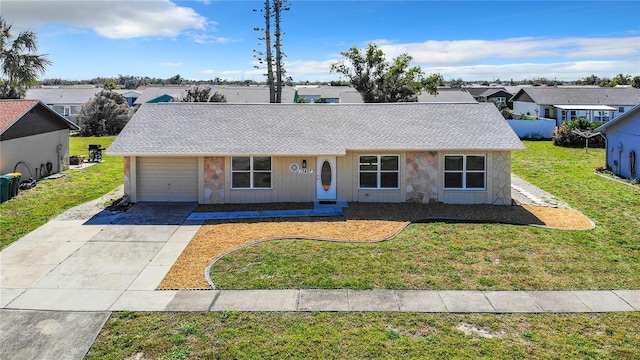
left=369, top=36, right=640, bottom=67
left=191, top=33, right=236, bottom=44
left=161, top=62, right=184, bottom=67
left=427, top=60, right=640, bottom=81
left=306, top=36, right=640, bottom=81
left=2, top=0, right=209, bottom=39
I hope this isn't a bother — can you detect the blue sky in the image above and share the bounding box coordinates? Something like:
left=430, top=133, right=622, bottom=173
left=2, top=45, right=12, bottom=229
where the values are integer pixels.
left=2, top=0, right=639, bottom=82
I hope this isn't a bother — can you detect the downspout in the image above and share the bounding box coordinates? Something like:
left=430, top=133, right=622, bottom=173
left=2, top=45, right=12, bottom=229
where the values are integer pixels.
left=57, top=144, right=63, bottom=173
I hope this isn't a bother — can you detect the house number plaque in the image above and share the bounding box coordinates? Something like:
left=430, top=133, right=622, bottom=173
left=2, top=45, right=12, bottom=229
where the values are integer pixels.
left=289, top=162, right=313, bottom=174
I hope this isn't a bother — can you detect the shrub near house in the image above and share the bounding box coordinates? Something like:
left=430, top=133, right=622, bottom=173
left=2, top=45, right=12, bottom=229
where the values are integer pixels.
left=553, top=117, right=605, bottom=148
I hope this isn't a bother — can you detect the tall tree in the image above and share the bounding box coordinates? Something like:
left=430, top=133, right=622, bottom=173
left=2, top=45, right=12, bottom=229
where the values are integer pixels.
left=181, top=86, right=227, bottom=102
left=76, top=91, right=130, bottom=136
left=0, top=17, right=51, bottom=99
left=331, top=43, right=443, bottom=103
left=254, top=0, right=288, bottom=103
left=273, top=0, right=289, bottom=103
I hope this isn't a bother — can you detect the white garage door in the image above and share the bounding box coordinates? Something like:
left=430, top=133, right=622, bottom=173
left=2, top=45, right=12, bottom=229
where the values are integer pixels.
left=137, top=157, right=198, bottom=202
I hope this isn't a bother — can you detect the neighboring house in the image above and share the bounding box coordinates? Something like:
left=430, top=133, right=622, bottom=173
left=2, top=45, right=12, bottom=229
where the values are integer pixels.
left=216, top=86, right=296, bottom=103
left=133, top=87, right=189, bottom=105
left=476, top=89, right=513, bottom=107
left=595, top=104, right=640, bottom=181
left=418, top=88, right=477, bottom=103
left=133, top=86, right=297, bottom=104
left=115, top=90, right=142, bottom=107
left=465, top=87, right=514, bottom=107
left=294, top=86, right=360, bottom=103
left=0, top=100, right=80, bottom=177
left=107, top=103, right=523, bottom=205
left=25, top=87, right=102, bottom=124
left=510, top=87, right=640, bottom=126
left=293, top=86, right=477, bottom=104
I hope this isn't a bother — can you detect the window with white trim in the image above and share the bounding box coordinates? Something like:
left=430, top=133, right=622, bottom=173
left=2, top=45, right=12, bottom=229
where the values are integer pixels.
left=444, top=155, right=486, bottom=189
left=231, top=156, right=271, bottom=189
left=359, top=155, right=399, bottom=189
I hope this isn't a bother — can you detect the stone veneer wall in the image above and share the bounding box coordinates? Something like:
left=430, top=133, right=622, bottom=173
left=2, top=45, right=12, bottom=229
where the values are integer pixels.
left=204, top=157, right=225, bottom=204
left=492, top=151, right=512, bottom=205
left=406, top=151, right=438, bottom=203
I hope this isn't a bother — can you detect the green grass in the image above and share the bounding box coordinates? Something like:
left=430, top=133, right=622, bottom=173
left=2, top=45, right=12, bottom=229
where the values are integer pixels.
left=208, top=141, right=639, bottom=290
left=0, top=136, right=122, bottom=249
left=87, top=312, right=640, bottom=359
left=79, top=141, right=639, bottom=359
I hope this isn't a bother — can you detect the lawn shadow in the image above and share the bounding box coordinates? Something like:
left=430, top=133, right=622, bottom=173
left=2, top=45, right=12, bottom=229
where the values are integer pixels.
left=197, top=202, right=546, bottom=227
left=84, top=202, right=197, bottom=225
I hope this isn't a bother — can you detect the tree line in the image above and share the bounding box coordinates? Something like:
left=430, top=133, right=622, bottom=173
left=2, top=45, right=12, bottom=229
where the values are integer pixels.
left=2, top=12, right=639, bottom=104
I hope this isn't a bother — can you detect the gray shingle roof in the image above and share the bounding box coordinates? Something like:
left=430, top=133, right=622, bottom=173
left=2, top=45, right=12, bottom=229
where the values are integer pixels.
left=216, top=86, right=296, bottom=103
left=108, top=103, right=524, bottom=156
left=418, top=89, right=477, bottom=103
left=512, top=87, right=640, bottom=106
left=133, top=87, right=189, bottom=104
left=25, top=87, right=102, bottom=105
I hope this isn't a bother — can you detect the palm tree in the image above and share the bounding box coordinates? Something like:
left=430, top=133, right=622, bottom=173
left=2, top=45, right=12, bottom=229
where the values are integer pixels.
left=0, top=17, right=51, bottom=99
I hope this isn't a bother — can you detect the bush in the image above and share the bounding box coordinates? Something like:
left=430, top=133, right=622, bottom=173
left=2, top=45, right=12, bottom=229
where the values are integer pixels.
left=552, top=117, right=605, bottom=148
left=76, top=91, right=130, bottom=136
left=500, top=108, right=513, bottom=119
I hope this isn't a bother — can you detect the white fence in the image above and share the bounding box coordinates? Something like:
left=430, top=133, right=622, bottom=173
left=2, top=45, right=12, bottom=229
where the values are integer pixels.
left=507, top=119, right=556, bottom=139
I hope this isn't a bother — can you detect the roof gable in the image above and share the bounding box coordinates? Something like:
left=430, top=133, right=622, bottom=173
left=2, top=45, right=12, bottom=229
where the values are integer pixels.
left=108, top=103, right=524, bottom=156
left=595, top=104, right=640, bottom=133
left=0, top=99, right=79, bottom=137
left=0, top=99, right=39, bottom=133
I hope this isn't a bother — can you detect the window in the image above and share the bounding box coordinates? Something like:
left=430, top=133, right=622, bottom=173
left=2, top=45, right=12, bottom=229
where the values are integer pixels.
left=619, top=107, right=625, bottom=113
left=359, top=155, right=399, bottom=189
left=444, top=155, right=486, bottom=189
left=231, top=156, right=271, bottom=189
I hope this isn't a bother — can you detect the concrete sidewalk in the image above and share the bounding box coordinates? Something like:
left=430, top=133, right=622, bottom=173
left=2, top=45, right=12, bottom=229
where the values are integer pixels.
left=4, top=288, right=639, bottom=313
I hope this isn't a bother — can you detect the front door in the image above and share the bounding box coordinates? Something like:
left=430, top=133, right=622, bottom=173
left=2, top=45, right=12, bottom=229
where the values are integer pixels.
left=316, top=156, right=336, bottom=200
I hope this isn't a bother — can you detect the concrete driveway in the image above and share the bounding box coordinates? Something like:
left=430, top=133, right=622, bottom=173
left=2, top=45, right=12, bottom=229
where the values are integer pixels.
left=1, top=202, right=199, bottom=311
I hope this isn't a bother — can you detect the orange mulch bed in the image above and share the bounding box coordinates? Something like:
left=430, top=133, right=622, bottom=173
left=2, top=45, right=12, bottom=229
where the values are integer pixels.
left=157, top=203, right=594, bottom=290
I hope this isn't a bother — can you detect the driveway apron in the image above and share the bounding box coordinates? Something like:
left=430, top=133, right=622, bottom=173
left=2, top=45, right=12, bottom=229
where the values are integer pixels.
left=1, top=203, right=197, bottom=311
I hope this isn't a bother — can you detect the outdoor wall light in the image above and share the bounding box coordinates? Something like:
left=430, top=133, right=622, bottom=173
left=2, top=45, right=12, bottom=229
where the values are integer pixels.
left=302, top=160, right=307, bottom=168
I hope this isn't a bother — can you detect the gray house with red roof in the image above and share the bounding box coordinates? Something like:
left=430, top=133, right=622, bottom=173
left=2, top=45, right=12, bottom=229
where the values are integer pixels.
left=108, top=103, right=523, bottom=205
left=0, top=99, right=79, bottom=177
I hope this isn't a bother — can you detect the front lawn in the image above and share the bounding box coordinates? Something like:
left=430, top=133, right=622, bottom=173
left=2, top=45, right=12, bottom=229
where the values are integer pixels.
left=87, top=312, right=640, bottom=359
left=0, top=136, right=122, bottom=249
left=208, top=141, right=639, bottom=290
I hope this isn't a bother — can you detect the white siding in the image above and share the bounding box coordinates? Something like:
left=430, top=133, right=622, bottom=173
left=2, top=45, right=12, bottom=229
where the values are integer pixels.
left=0, top=129, right=70, bottom=176
left=226, top=156, right=316, bottom=203
left=512, top=101, right=540, bottom=118
left=137, top=157, right=198, bottom=202
left=340, top=151, right=406, bottom=203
